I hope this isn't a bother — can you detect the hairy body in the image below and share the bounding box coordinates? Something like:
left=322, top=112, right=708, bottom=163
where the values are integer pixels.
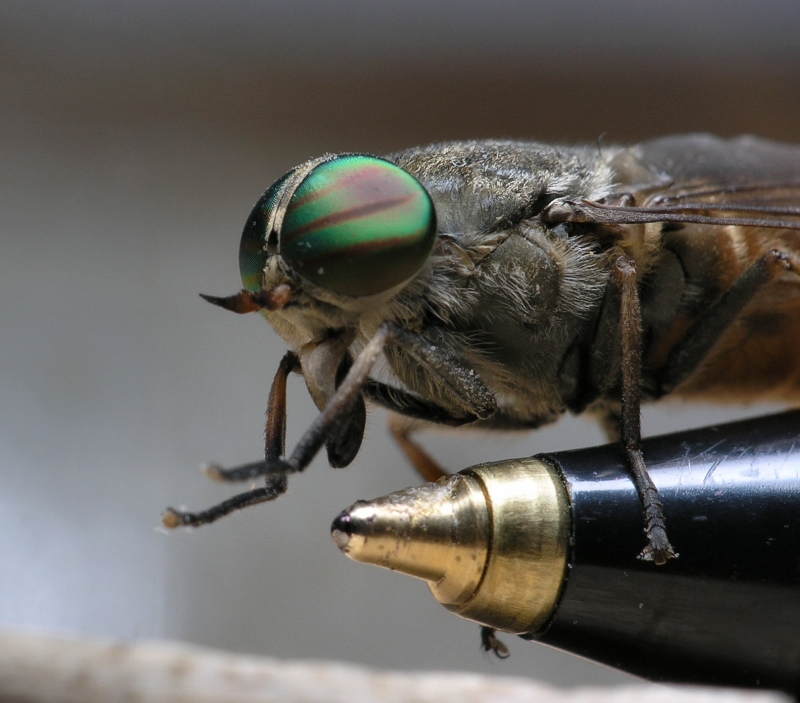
left=166, top=134, right=800, bottom=565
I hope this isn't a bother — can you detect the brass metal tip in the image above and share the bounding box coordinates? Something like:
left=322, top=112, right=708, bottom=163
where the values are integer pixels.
left=332, top=458, right=571, bottom=636
left=333, top=476, right=490, bottom=603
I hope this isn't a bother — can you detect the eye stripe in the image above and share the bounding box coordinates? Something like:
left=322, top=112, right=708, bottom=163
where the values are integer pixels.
left=283, top=194, right=417, bottom=243
left=289, top=233, right=424, bottom=266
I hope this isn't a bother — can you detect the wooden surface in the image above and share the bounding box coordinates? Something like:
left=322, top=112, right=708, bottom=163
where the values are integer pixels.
left=0, top=630, right=789, bottom=703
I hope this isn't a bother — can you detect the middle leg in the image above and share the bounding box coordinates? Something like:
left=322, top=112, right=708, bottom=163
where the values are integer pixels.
left=615, top=255, right=677, bottom=564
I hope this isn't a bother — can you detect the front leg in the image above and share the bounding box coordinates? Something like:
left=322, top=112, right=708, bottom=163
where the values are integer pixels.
left=165, top=332, right=387, bottom=530
left=164, top=322, right=496, bottom=526
left=285, top=322, right=496, bottom=473
left=162, top=350, right=300, bottom=528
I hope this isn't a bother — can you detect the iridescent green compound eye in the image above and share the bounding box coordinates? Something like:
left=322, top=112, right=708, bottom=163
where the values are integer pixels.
left=239, top=155, right=437, bottom=298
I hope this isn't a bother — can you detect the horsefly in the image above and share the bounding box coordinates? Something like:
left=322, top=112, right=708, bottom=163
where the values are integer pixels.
left=164, top=135, right=800, bottom=566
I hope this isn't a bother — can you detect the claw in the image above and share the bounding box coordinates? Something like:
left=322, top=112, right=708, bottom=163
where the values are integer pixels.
left=203, top=463, right=225, bottom=482
left=480, top=626, right=510, bottom=659
left=639, top=528, right=678, bottom=565
left=162, top=508, right=186, bottom=529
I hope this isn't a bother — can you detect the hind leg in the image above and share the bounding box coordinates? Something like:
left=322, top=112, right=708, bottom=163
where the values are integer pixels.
left=388, top=414, right=449, bottom=483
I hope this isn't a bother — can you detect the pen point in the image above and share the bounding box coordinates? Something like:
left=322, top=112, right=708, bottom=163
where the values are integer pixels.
left=331, top=459, right=569, bottom=635
left=331, top=511, right=353, bottom=549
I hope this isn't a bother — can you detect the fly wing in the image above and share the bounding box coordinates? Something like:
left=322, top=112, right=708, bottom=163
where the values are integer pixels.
left=577, top=134, right=800, bottom=230
left=625, top=134, right=800, bottom=192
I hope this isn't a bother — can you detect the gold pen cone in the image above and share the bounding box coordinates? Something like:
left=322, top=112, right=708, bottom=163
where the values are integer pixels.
left=332, top=457, right=571, bottom=635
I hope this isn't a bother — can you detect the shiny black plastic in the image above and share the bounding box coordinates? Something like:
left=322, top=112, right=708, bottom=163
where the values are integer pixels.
left=527, top=411, right=800, bottom=693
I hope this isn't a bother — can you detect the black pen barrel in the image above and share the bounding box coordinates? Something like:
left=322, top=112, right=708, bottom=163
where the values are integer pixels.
left=533, top=411, right=800, bottom=692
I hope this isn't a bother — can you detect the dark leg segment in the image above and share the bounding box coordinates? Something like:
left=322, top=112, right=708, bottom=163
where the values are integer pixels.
left=283, top=325, right=393, bottom=472
left=387, top=326, right=497, bottom=420
left=363, top=380, right=476, bottom=427
left=164, top=326, right=393, bottom=529
left=284, top=322, right=495, bottom=475
left=325, top=354, right=367, bottom=468
left=609, top=249, right=797, bottom=561
left=162, top=474, right=288, bottom=528
left=203, top=459, right=282, bottom=483
left=589, top=274, right=624, bottom=397
left=206, top=350, right=300, bottom=482
left=162, top=351, right=300, bottom=528
left=366, top=374, right=485, bottom=485
left=480, top=626, right=510, bottom=659
left=616, top=255, right=676, bottom=565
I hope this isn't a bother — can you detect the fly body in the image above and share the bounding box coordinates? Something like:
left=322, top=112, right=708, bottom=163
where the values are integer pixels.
left=164, top=135, right=800, bottom=565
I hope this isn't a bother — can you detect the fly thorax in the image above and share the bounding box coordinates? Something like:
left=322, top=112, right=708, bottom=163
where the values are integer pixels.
left=471, top=226, right=565, bottom=331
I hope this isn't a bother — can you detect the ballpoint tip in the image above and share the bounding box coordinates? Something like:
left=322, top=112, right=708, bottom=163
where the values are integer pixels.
left=331, top=511, right=353, bottom=550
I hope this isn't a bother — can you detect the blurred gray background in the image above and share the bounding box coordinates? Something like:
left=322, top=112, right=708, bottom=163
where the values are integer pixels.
left=1, top=0, right=798, bottom=688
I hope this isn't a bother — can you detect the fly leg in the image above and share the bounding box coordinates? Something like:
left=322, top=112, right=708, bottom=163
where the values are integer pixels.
left=480, top=626, right=510, bottom=659
left=162, top=350, right=300, bottom=528
left=380, top=324, right=498, bottom=482
left=363, top=380, right=479, bottom=427
left=388, top=414, right=448, bottom=482
left=267, top=321, right=495, bottom=473
left=322, top=352, right=368, bottom=468
left=207, top=350, right=301, bottom=479
left=165, top=322, right=496, bottom=527
left=162, top=478, right=288, bottom=528
left=608, top=249, right=797, bottom=562
left=616, top=255, right=677, bottom=565
left=363, top=377, right=484, bottom=483
left=653, top=249, right=799, bottom=397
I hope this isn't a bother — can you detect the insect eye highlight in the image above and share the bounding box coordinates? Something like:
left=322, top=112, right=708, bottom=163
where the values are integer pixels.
left=280, top=155, right=438, bottom=297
